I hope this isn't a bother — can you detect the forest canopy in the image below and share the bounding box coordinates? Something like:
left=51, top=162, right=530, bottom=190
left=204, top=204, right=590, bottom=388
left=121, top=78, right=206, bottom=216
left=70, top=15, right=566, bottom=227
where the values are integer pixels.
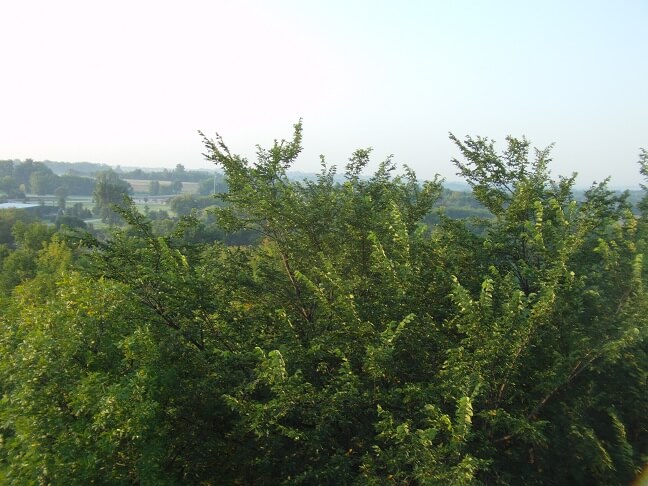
left=0, top=123, right=646, bottom=484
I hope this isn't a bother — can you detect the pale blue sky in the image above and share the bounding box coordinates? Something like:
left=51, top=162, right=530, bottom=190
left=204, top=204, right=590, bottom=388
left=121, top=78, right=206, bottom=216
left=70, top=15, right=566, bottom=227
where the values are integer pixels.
left=1, top=0, right=646, bottom=186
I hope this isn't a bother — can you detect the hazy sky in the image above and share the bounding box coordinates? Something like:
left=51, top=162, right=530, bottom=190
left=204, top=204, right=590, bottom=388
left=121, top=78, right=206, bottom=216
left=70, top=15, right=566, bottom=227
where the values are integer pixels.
left=1, top=0, right=646, bottom=186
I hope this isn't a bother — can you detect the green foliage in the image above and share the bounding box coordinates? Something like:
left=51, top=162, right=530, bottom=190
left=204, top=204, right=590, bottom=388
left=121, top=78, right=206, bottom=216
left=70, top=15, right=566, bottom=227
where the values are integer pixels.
left=54, top=185, right=69, bottom=208
left=65, top=202, right=93, bottom=220
left=0, top=126, right=645, bottom=484
left=170, top=180, right=183, bottom=194
left=93, top=170, right=134, bottom=225
left=198, top=173, right=228, bottom=195
left=148, top=179, right=160, bottom=196
left=0, top=221, right=55, bottom=295
left=167, top=194, right=216, bottom=216
left=0, top=159, right=60, bottom=196
left=59, top=173, right=97, bottom=196
left=0, top=209, right=35, bottom=246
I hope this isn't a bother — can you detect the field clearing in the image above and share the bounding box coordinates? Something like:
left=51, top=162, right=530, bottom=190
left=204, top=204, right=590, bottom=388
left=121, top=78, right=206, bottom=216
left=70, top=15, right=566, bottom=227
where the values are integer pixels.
left=124, top=179, right=199, bottom=195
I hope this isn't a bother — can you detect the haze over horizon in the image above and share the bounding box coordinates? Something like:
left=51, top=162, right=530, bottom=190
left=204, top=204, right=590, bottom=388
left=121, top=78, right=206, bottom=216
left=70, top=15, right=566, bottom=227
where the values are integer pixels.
left=1, top=0, right=646, bottom=188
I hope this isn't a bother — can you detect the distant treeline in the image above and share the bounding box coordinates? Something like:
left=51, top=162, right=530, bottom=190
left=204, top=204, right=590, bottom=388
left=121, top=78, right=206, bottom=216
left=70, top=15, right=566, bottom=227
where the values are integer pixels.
left=0, top=160, right=227, bottom=198
left=3, top=158, right=643, bottom=218
left=41, top=160, right=112, bottom=176
left=0, top=159, right=95, bottom=197
left=118, top=164, right=213, bottom=183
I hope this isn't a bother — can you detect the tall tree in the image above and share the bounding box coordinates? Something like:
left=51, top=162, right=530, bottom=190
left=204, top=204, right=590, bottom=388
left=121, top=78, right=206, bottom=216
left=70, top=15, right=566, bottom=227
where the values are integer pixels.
left=148, top=179, right=160, bottom=196
left=92, top=170, right=133, bottom=224
left=54, top=185, right=68, bottom=208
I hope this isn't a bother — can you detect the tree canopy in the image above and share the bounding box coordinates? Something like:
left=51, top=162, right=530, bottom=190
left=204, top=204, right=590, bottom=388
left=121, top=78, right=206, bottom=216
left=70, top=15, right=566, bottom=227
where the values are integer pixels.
left=0, top=123, right=646, bottom=484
